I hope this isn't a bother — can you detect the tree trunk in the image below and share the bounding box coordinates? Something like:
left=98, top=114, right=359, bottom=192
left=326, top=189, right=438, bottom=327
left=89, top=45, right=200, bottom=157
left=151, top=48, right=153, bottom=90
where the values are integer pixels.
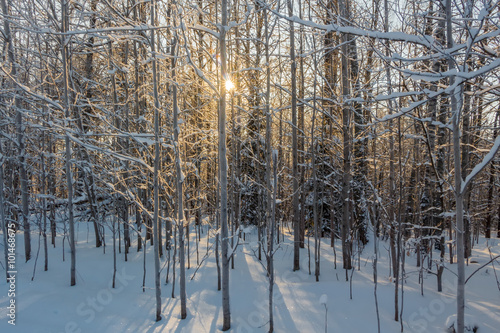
left=220, top=0, right=231, bottom=328
left=61, top=0, right=76, bottom=286
left=461, top=79, right=472, bottom=259
left=0, top=143, right=9, bottom=281
left=151, top=0, right=162, bottom=321
left=41, top=133, right=48, bottom=271
left=485, top=108, right=499, bottom=239
left=311, top=31, right=320, bottom=281
left=340, top=0, right=352, bottom=272
left=446, top=0, right=465, bottom=330
left=80, top=0, right=101, bottom=249
left=171, top=35, right=187, bottom=319
left=298, top=0, right=305, bottom=249
left=288, top=0, right=300, bottom=272
left=269, top=150, right=278, bottom=333
left=264, top=7, right=273, bottom=331
left=1, top=0, right=30, bottom=262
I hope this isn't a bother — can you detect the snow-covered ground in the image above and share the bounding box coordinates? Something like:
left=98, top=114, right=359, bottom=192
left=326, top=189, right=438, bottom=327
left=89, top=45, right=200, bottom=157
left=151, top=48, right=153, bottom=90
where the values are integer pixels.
left=1, top=221, right=499, bottom=332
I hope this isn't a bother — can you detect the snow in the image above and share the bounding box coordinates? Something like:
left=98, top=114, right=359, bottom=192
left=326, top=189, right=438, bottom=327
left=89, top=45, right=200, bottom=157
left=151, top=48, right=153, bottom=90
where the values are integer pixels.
left=404, top=134, right=425, bottom=140
left=1, top=221, right=500, bottom=332
left=190, top=24, right=219, bottom=38
left=445, top=314, right=479, bottom=332
left=462, top=135, right=500, bottom=194
left=129, top=133, right=156, bottom=146
left=375, top=91, right=424, bottom=101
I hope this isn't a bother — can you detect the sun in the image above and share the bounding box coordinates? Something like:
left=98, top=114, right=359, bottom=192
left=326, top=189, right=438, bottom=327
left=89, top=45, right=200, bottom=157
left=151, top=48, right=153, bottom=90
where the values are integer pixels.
left=225, top=79, right=234, bottom=91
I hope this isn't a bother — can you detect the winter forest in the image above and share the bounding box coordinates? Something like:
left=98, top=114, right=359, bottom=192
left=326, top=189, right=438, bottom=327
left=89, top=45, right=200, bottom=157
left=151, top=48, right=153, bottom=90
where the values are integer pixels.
left=0, top=0, right=500, bottom=332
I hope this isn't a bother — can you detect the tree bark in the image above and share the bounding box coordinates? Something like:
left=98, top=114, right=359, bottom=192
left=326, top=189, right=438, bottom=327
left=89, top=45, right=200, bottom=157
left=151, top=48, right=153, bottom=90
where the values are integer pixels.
left=171, top=35, right=187, bottom=319
left=269, top=150, right=278, bottom=333
left=446, top=0, right=465, bottom=330
left=1, top=0, right=30, bottom=262
left=0, top=143, right=9, bottom=281
left=288, top=0, right=300, bottom=272
left=340, top=0, right=352, bottom=272
left=220, top=0, right=231, bottom=328
left=264, top=6, right=273, bottom=331
left=485, top=111, right=498, bottom=239
left=151, top=0, right=162, bottom=321
left=61, top=0, right=76, bottom=286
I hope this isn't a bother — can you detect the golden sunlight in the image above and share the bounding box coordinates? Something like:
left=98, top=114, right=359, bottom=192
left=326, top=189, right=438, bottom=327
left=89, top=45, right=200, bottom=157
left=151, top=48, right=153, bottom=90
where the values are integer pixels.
left=225, top=79, right=234, bottom=91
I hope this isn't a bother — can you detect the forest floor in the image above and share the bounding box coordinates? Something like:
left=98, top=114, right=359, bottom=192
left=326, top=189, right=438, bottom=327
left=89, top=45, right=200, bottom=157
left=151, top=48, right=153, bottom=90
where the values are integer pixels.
left=1, top=220, right=499, bottom=332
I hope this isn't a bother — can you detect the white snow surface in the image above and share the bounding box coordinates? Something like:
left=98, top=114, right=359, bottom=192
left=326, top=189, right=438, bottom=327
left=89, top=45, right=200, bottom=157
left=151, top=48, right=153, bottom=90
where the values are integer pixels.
left=445, top=314, right=479, bottom=332
left=1, top=221, right=500, bottom=332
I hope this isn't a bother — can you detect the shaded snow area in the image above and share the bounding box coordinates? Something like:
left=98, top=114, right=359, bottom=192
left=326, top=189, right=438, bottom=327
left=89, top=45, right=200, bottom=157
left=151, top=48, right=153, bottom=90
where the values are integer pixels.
left=1, top=222, right=500, bottom=332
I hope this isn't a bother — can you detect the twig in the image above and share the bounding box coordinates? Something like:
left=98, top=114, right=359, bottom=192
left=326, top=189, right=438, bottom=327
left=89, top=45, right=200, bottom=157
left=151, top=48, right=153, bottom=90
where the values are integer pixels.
left=190, top=241, right=215, bottom=280
left=465, top=254, right=500, bottom=285
left=487, top=246, right=500, bottom=291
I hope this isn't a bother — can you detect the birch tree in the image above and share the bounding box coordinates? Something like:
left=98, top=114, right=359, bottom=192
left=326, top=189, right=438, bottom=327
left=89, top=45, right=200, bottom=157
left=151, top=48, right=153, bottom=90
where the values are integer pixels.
left=151, top=0, right=162, bottom=321
left=171, top=31, right=187, bottom=319
left=287, top=0, right=300, bottom=272
left=220, top=0, right=231, bottom=328
left=1, top=0, right=31, bottom=262
left=60, top=0, right=76, bottom=286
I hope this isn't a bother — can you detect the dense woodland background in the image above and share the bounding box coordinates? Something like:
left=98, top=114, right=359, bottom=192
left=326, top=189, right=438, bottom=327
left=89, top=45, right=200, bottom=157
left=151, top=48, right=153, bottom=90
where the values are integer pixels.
left=1, top=0, right=499, bottom=332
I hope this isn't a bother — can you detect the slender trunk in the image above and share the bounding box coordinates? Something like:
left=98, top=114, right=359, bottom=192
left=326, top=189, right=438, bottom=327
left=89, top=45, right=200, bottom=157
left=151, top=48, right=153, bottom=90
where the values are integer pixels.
left=462, top=81, right=472, bottom=258
left=151, top=0, right=162, bottom=321
left=234, top=38, right=242, bottom=247
left=0, top=144, right=9, bottom=281
left=61, top=0, right=76, bottom=286
left=397, top=115, right=404, bottom=328
left=171, top=35, right=187, bottom=319
left=311, top=33, right=320, bottom=281
left=444, top=0, right=465, bottom=329
left=172, top=222, right=177, bottom=297
left=298, top=0, right=305, bottom=249
left=1, top=0, right=30, bottom=261
left=454, top=135, right=465, bottom=333
left=288, top=0, right=299, bottom=272
left=216, top=214, right=221, bottom=290
left=340, top=0, right=352, bottom=273
left=269, top=151, right=278, bottom=333
left=48, top=130, right=56, bottom=247
left=485, top=167, right=495, bottom=239
left=41, top=135, right=48, bottom=271
left=381, top=0, right=399, bottom=319
left=485, top=112, right=498, bottom=239
left=264, top=0, right=272, bottom=273
left=81, top=0, right=101, bottom=249
left=497, top=191, right=500, bottom=238
left=220, top=0, right=231, bottom=328
left=165, top=217, right=172, bottom=283
left=133, top=0, right=143, bottom=253
left=122, top=41, right=131, bottom=258
left=112, top=213, right=116, bottom=288
left=264, top=7, right=273, bottom=331
left=372, top=122, right=381, bottom=333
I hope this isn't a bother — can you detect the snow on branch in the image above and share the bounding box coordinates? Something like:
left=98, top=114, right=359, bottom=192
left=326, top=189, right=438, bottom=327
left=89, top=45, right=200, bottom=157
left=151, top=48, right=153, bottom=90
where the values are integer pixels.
left=67, top=133, right=154, bottom=173
left=401, top=58, right=500, bottom=82
left=178, top=17, right=219, bottom=96
left=461, top=135, right=500, bottom=194
left=374, top=91, right=425, bottom=101
left=373, top=78, right=464, bottom=125
left=0, top=65, right=64, bottom=112
left=270, top=10, right=435, bottom=48
left=190, top=24, right=219, bottom=38
left=272, top=9, right=500, bottom=60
